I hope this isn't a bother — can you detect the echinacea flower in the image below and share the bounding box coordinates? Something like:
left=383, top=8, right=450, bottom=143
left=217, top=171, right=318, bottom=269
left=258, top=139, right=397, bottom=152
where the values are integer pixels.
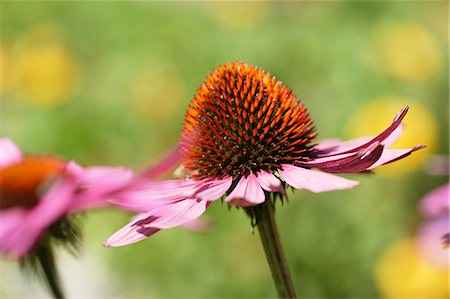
left=0, top=138, right=133, bottom=258
left=105, top=62, right=424, bottom=247
left=416, top=155, right=449, bottom=267
left=417, top=184, right=449, bottom=267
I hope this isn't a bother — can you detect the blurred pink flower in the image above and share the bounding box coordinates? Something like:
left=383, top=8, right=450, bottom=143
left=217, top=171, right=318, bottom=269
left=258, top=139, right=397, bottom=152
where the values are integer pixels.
left=0, top=138, right=133, bottom=258
left=417, top=182, right=449, bottom=268
left=105, top=62, right=424, bottom=247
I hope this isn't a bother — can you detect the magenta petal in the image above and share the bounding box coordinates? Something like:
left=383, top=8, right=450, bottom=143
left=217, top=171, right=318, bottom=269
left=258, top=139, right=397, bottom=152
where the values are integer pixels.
left=255, top=171, right=284, bottom=193
left=0, top=138, right=22, bottom=168
left=317, top=106, right=408, bottom=157
left=225, top=175, right=265, bottom=207
left=420, top=183, right=449, bottom=218
left=141, top=145, right=182, bottom=179
left=300, top=142, right=384, bottom=173
left=315, top=137, right=371, bottom=154
left=368, top=144, right=425, bottom=170
left=279, top=164, right=359, bottom=193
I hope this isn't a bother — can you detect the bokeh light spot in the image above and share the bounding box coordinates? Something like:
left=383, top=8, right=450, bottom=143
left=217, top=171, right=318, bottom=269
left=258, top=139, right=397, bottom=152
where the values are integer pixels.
left=12, top=24, right=80, bottom=106
left=375, top=24, right=443, bottom=83
left=129, top=66, right=185, bottom=120
left=208, top=1, right=269, bottom=29
left=375, top=239, right=448, bottom=299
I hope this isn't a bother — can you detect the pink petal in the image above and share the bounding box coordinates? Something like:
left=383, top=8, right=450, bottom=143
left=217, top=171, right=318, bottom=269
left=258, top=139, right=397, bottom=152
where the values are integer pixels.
left=255, top=171, right=284, bottom=193
left=315, top=137, right=371, bottom=154
left=194, top=177, right=232, bottom=201
left=141, top=145, right=182, bottom=179
left=110, top=177, right=230, bottom=213
left=300, top=142, right=384, bottom=173
left=181, top=218, right=209, bottom=232
left=0, top=176, right=78, bottom=258
left=29, top=176, right=78, bottom=229
left=104, top=217, right=160, bottom=247
left=109, top=179, right=202, bottom=212
left=279, top=164, right=359, bottom=193
left=0, top=138, right=22, bottom=168
left=420, top=183, right=449, bottom=218
left=0, top=208, right=40, bottom=258
left=68, top=164, right=134, bottom=212
left=146, top=198, right=208, bottom=229
left=316, top=106, right=408, bottom=157
left=368, top=145, right=425, bottom=170
left=225, top=175, right=265, bottom=207
left=416, top=216, right=449, bottom=268
left=382, top=123, right=404, bottom=148
left=104, top=198, right=209, bottom=247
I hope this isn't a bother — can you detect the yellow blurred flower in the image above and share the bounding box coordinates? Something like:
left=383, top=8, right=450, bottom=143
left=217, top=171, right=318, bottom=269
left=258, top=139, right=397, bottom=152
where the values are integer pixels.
left=346, top=97, right=438, bottom=176
left=130, top=66, right=186, bottom=120
left=0, top=44, right=12, bottom=94
left=375, top=24, right=443, bottom=83
left=375, top=239, right=448, bottom=299
left=208, top=1, right=269, bottom=29
left=12, top=24, right=80, bottom=106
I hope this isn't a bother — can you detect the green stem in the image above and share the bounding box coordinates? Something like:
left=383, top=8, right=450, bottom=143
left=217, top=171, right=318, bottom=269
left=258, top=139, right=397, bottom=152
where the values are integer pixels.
left=35, top=244, right=66, bottom=299
left=255, top=199, right=297, bottom=299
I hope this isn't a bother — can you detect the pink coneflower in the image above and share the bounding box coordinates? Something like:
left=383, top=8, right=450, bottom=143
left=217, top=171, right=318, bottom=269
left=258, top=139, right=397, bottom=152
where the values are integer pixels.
left=105, top=62, right=425, bottom=298
left=0, top=138, right=133, bottom=298
left=106, top=62, right=424, bottom=247
left=417, top=180, right=449, bottom=267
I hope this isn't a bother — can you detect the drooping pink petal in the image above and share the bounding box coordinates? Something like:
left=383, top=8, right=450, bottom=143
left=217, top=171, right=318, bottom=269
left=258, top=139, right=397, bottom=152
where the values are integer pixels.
left=279, top=164, right=359, bottom=193
left=300, top=142, right=384, bottom=173
left=255, top=171, right=284, bottom=193
left=140, top=145, right=182, bottom=179
left=145, top=198, right=209, bottom=229
left=316, top=107, right=408, bottom=157
left=420, top=183, right=449, bottom=218
left=194, top=176, right=232, bottom=201
left=0, top=175, right=78, bottom=257
left=108, top=179, right=199, bottom=211
left=0, top=138, right=22, bottom=168
left=29, top=175, right=78, bottom=231
left=368, top=145, right=426, bottom=170
left=225, top=175, right=265, bottom=207
left=181, top=218, right=210, bottom=232
left=109, top=180, right=201, bottom=212
left=104, top=198, right=209, bottom=247
left=104, top=216, right=160, bottom=247
left=68, top=163, right=134, bottom=212
left=0, top=208, right=40, bottom=258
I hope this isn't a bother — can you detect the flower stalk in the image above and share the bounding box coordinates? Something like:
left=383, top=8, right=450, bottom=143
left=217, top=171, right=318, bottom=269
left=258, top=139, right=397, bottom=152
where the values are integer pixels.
left=35, top=244, right=65, bottom=299
left=253, top=199, right=297, bottom=299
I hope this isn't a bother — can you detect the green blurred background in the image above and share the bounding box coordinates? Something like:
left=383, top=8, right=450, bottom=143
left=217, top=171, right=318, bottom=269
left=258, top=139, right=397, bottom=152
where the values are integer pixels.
left=0, top=1, right=448, bottom=298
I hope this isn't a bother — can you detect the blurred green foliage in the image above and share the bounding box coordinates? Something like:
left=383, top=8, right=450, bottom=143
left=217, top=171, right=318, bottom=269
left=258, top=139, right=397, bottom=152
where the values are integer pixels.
left=1, top=1, right=448, bottom=298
